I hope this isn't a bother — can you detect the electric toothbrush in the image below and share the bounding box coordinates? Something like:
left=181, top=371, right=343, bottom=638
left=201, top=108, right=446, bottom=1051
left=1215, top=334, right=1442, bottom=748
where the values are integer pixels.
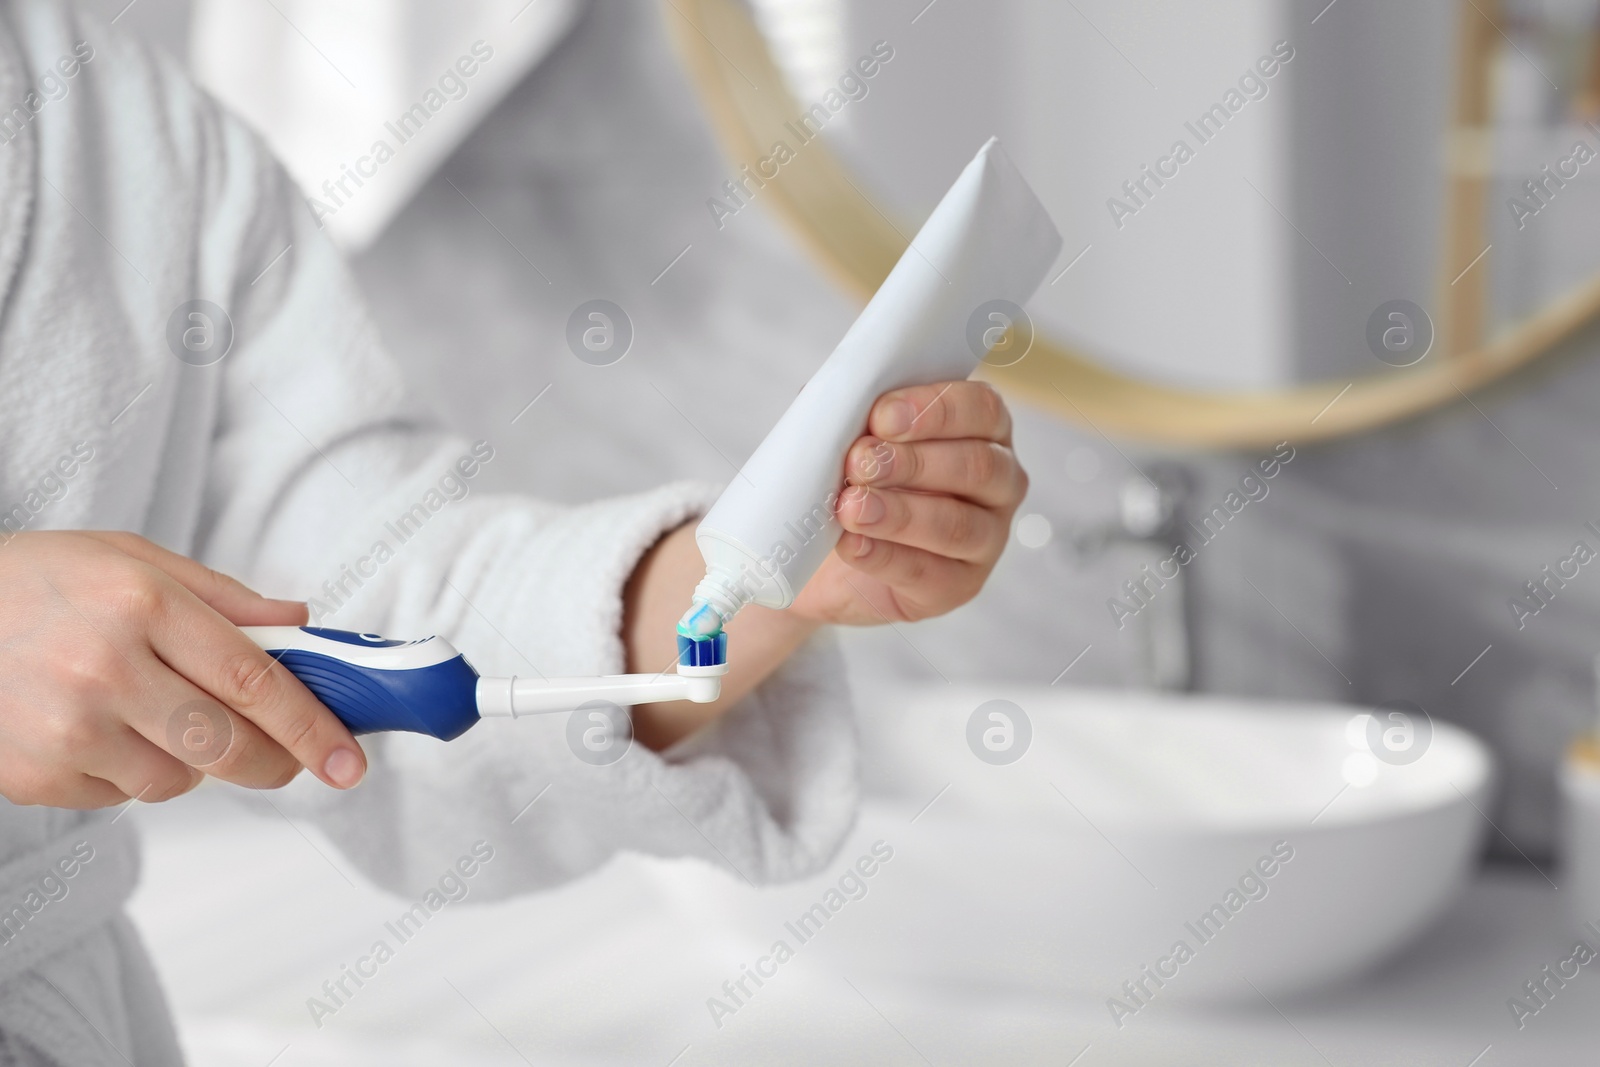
left=244, top=626, right=727, bottom=741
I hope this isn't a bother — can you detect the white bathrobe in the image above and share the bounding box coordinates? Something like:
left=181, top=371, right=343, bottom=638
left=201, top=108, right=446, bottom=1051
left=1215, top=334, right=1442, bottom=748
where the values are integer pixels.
left=0, top=3, right=856, bottom=1064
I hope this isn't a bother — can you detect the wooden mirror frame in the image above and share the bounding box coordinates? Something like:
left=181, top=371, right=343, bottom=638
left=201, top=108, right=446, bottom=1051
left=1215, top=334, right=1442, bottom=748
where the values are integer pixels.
left=665, top=0, right=1600, bottom=447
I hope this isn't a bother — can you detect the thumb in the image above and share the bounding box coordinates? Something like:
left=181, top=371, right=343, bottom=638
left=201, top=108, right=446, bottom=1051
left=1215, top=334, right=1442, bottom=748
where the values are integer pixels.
left=169, top=566, right=309, bottom=627
left=80, top=531, right=310, bottom=625
left=217, top=592, right=309, bottom=627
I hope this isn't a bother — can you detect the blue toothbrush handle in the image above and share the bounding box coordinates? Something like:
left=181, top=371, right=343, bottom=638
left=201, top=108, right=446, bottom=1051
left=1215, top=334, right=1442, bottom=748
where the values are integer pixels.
left=244, top=626, right=482, bottom=741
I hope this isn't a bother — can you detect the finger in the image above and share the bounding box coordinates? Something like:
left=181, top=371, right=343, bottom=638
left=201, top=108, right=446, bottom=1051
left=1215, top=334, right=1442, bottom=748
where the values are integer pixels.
left=835, top=534, right=983, bottom=617
left=79, top=531, right=308, bottom=626
left=29, top=583, right=308, bottom=792
left=81, top=725, right=203, bottom=804
left=868, top=381, right=1011, bottom=444
left=136, top=571, right=367, bottom=789
left=837, top=485, right=1006, bottom=563
left=127, top=661, right=307, bottom=790
left=0, top=766, right=129, bottom=809
left=845, top=436, right=1025, bottom=508
left=68, top=776, right=136, bottom=809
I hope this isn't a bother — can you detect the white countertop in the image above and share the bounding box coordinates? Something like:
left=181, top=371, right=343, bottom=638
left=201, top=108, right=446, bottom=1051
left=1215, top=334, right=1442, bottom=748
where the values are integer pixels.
left=127, top=786, right=1598, bottom=1067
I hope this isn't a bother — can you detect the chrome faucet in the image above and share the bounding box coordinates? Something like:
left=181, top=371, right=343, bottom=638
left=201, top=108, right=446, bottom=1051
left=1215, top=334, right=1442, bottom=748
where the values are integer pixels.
left=1064, top=462, right=1194, bottom=691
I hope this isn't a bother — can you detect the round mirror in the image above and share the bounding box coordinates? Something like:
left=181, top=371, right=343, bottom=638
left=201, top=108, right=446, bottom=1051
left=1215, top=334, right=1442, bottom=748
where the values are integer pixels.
left=669, top=0, right=1600, bottom=446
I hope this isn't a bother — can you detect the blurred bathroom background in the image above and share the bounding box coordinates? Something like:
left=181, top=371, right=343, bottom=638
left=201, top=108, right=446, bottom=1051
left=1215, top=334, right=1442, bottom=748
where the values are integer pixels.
left=86, top=0, right=1600, bottom=1062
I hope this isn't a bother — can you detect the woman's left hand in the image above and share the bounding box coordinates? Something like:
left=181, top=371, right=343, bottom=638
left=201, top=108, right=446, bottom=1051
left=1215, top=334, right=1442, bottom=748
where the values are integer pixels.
left=791, top=380, right=1027, bottom=626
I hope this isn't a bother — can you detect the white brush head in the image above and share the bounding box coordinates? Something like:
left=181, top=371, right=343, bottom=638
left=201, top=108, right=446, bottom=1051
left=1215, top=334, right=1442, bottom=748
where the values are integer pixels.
left=677, top=662, right=728, bottom=704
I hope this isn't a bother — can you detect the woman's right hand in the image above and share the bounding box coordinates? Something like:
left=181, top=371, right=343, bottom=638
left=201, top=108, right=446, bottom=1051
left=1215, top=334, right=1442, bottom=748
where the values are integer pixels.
left=0, top=531, right=367, bottom=809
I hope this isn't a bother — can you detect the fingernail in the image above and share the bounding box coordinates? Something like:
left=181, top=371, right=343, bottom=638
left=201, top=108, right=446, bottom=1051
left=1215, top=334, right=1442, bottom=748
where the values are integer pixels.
left=853, top=488, right=885, bottom=526
left=324, top=747, right=365, bottom=788
left=878, top=400, right=913, bottom=437
left=849, top=534, right=874, bottom=560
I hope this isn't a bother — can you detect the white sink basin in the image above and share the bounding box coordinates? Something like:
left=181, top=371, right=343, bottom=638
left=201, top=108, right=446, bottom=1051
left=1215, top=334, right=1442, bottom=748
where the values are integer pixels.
left=676, top=685, right=1495, bottom=1005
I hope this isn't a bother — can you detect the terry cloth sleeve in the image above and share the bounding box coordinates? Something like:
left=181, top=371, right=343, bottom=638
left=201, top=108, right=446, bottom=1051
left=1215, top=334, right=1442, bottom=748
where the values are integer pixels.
left=180, top=65, right=858, bottom=895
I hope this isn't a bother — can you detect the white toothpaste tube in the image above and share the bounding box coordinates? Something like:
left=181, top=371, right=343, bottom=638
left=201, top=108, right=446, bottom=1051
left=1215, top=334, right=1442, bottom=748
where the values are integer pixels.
left=679, top=137, right=1063, bottom=637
